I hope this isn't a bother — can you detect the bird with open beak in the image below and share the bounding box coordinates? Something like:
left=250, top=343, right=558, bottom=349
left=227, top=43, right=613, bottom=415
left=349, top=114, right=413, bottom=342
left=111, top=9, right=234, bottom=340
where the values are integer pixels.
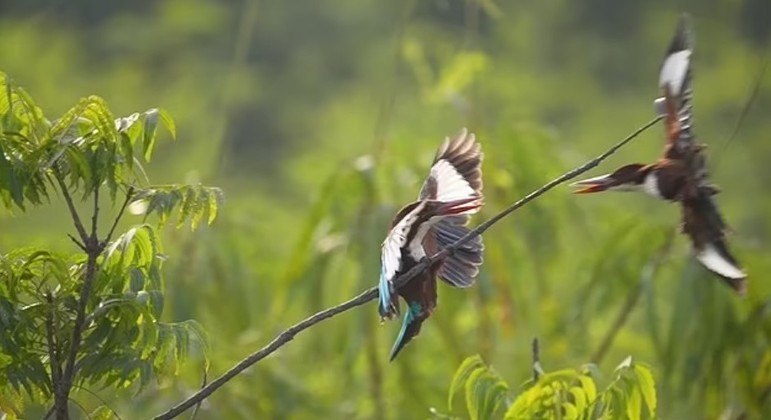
left=571, top=15, right=747, bottom=294
left=379, top=128, right=484, bottom=360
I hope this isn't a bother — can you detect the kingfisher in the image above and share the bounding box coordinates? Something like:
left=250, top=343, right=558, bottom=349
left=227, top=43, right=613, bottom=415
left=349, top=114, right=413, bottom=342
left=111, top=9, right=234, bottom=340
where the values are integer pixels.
left=379, top=128, right=484, bottom=360
left=571, top=15, right=747, bottom=293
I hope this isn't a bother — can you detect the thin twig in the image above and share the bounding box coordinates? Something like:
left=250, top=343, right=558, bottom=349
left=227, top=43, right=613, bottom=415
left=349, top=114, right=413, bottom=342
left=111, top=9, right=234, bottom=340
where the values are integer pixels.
left=153, top=116, right=662, bottom=420
left=67, top=234, right=86, bottom=252
left=104, top=186, right=134, bottom=246
left=189, top=368, right=208, bottom=420
left=716, top=53, right=768, bottom=159
left=43, top=405, right=54, bottom=420
left=54, top=171, right=89, bottom=242
left=590, top=231, right=674, bottom=364
left=532, top=337, right=542, bottom=382
left=72, top=384, right=123, bottom=420
left=44, top=293, right=62, bottom=407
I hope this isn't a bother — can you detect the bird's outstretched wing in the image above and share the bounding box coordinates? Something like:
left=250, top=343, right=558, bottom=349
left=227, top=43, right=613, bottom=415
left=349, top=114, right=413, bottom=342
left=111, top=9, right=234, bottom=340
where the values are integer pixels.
left=419, top=129, right=484, bottom=287
left=378, top=202, right=423, bottom=319
left=419, top=128, right=483, bottom=213
left=430, top=216, right=483, bottom=288
left=681, top=192, right=746, bottom=294
left=657, top=15, right=699, bottom=163
left=659, top=15, right=693, bottom=101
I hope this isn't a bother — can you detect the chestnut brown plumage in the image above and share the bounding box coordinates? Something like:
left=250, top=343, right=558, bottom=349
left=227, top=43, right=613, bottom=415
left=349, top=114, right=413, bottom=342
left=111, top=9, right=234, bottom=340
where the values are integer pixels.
left=378, top=129, right=484, bottom=360
left=571, top=15, right=746, bottom=293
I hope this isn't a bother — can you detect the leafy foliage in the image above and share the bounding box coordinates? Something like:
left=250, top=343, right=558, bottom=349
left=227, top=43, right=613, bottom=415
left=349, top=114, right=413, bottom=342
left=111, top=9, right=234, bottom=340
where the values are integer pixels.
left=132, top=184, right=225, bottom=230
left=0, top=72, right=219, bottom=416
left=0, top=2, right=770, bottom=419
left=445, top=354, right=656, bottom=420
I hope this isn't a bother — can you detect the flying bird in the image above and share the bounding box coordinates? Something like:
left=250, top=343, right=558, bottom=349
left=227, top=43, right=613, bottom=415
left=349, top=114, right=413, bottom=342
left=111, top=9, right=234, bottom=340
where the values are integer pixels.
left=379, top=128, right=484, bottom=360
left=570, top=15, right=747, bottom=293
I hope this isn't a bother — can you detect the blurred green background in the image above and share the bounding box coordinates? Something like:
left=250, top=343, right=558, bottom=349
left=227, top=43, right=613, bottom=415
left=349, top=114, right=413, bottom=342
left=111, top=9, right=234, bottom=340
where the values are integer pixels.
left=1, top=0, right=770, bottom=418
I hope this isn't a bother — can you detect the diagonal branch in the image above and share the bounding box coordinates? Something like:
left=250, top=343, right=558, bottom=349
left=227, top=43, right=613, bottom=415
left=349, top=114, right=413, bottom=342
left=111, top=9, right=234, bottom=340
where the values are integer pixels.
left=54, top=171, right=89, bottom=243
left=153, top=116, right=662, bottom=420
left=104, top=186, right=135, bottom=246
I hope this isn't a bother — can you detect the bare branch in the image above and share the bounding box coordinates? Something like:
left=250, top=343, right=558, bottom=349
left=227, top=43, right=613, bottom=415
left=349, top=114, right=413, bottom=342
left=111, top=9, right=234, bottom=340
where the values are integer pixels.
left=154, top=288, right=378, bottom=420
left=153, top=116, right=662, bottom=420
left=59, top=252, right=99, bottom=419
left=54, top=171, right=89, bottom=243
left=44, top=293, right=62, bottom=403
left=717, top=54, right=768, bottom=159
left=532, top=337, right=542, bottom=382
left=67, top=234, right=86, bottom=252
left=91, top=187, right=99, bottom=240
left=104, top=186, right=134, bottom=246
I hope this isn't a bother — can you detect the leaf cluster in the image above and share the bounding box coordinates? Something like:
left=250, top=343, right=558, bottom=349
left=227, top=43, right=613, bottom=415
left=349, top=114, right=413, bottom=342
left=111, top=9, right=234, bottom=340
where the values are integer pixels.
left=446, top=354, right=656, bottom=420
left=0, top=72, right=218, bottom=416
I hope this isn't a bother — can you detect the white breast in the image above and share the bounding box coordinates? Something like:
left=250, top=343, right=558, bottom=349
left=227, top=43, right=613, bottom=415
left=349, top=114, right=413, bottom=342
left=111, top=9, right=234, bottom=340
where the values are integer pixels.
left=408, top=215, right=441, bottom=260
left=642, top=172, right=662, bottom=199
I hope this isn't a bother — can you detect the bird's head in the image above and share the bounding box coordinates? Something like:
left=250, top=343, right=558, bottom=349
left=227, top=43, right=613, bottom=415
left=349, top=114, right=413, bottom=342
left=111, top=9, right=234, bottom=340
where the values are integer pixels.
left=571, top=164, right=649, bottom=194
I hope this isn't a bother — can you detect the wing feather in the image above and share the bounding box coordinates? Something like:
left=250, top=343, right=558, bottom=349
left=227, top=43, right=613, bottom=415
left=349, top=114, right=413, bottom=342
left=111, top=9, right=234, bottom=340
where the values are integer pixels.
left=419, top=128, right=483, bottom=207
left=681, top=193, right=746, bottom=293
left=430, top=218, right=483, bottom=288
left=379, top=202, right=424, bottom=318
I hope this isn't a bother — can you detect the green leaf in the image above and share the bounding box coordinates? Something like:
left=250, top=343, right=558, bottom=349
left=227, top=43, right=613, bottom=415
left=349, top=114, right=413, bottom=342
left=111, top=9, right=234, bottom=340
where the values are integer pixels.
left=142, top=109, right=159, bottom=161
left=625, top=386, right=642, bottom=420
left=634, top=364, right=657, bottom=416
left=448, top=354, right=485, bottom=410
left=89, top=405, right=114, bottom=420
left=158, top=108, right=176, bottom=139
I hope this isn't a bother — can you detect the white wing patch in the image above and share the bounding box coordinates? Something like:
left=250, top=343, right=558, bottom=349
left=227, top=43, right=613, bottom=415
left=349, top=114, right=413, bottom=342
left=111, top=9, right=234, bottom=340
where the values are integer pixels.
left=697, top=244, right=746, bottom=280
left=381, top=203, right=424, bottom=283
left=659, top=50, right=691, bottom=97
left=430, top=159, right=477, bottom=207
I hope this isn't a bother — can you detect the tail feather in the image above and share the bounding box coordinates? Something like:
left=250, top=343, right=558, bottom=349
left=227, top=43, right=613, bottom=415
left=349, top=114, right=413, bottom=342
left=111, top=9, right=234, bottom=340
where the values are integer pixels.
left=695, top=241, right=747, bottom=294
left=682, top=192, right=747, bottom=294
left=389, top=303, right=425, bottom=361
left=432, top=218, right=484, bottom=288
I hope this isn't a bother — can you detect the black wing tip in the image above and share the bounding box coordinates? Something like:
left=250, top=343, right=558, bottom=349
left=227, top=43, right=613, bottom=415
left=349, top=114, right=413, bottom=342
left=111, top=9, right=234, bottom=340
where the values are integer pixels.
left=668, top=13, right=693, bottom=54
left=711, top=269, right=748, bottom=295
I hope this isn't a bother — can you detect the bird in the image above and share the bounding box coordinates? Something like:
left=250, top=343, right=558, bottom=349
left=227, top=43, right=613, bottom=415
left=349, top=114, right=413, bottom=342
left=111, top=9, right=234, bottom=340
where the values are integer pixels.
left=378, top=128, right=484, bottom=360
left=570, top=15, right=747, bottom=294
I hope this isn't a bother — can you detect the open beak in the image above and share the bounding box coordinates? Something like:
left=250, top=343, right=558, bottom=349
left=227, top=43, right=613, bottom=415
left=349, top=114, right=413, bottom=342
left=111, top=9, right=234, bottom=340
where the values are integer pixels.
left=570, top=174, right=615, bottom=194
left=436, top=196, right=483, bottom=215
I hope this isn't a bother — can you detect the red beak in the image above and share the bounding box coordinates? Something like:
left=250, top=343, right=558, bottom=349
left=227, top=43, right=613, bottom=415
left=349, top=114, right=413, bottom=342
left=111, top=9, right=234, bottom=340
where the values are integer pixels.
left=570, top=174, right=614, bottom=194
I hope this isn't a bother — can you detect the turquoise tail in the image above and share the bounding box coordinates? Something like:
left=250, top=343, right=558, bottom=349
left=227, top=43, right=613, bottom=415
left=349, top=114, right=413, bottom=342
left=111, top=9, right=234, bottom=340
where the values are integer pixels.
left=389, top=302, right=423, bottom=361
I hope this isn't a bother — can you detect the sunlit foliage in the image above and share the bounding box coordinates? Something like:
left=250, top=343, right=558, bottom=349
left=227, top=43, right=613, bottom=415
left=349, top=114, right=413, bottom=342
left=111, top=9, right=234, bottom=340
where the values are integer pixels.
left=444, top=354, right=656, bottom=419
left=0, top=73, right=217, bottom=417
left=0, top=0, right=769, bottom=418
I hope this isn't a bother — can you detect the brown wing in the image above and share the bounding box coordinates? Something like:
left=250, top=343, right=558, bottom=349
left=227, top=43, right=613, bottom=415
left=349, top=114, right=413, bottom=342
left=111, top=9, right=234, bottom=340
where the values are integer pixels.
left=681, top=193, right=746, bottom=293
left=419, top=128, right=483, bottom=207
left=658, top=15, right=700, bottom=167
left=419, top=130, right=485, bottom=288
left=661, top=86, right=683, bottom=159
